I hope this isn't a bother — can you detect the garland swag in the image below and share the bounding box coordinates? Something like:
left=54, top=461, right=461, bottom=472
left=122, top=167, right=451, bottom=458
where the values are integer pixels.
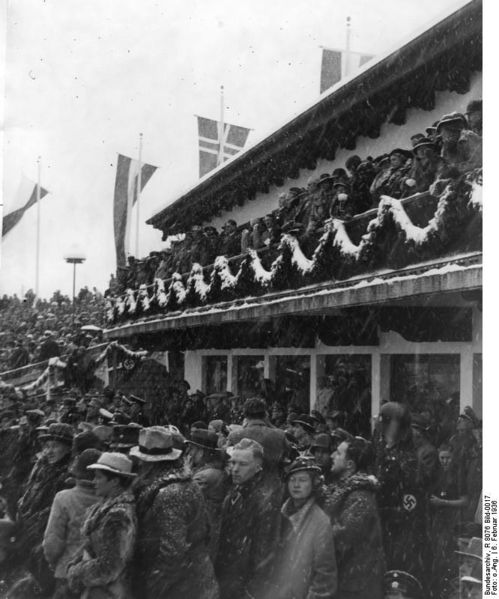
left=107, top=173, right=482, bottom=325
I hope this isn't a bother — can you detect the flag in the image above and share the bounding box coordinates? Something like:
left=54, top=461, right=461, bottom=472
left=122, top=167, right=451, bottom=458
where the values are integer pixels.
left=113, top=153, right=157, bottom=269
left=320, top=48, right=375, bottom=93
left=2, top=177, right=49, bottom=237
left=197, top=116, right=250, bottom=177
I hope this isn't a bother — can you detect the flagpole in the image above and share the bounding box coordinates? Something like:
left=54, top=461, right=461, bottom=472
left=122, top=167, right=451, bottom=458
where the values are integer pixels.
left=135, top=132, right=143, bottom=258
left=217, top=85, right=224, bottom=166
left=35, top=156, right=41, bottom=298
left=345, top=16, right=352, bottom=77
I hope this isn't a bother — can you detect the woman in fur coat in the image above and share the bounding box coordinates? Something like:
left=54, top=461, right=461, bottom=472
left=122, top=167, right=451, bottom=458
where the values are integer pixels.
left=67, top=452, right=137, bottom=599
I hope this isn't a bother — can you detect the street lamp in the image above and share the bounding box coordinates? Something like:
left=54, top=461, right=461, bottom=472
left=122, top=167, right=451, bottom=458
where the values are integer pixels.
left=64, top=250, right=86, bottom=315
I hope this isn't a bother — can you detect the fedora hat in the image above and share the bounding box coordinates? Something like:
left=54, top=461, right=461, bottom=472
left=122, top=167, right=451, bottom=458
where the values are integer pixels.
left=436, top=111, right=467, bottom=132
left=187, top=429, right=219, bottom=451
left=130, top=426, right=182, bottom=462
left=456, top=537, right=482, bottom=560
left=87, top=452, right=136, bottom=478
left=412, top=137, right=437, bottom=154
left=39, top=423, right=74, bottom=446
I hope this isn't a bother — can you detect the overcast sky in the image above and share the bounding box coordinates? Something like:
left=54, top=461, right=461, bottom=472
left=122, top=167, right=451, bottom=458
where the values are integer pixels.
left=0, top=0, right=470, bottom=297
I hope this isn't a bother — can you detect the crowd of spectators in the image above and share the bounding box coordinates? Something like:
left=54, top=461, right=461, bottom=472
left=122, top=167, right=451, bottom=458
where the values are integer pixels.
left=0, top=288, right=106, bottom=373
left=0, top=385, right=482, bottom=598
left=114, top=101, right=482, bottom=293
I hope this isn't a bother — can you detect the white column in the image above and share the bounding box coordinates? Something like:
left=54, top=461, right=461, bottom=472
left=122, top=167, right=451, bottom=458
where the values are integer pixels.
left=460, top=350, right=473, bottom=412
left=227, top=354, right=234, bottom=393
left=309, top=353, right=317, bottom=411
left=371, top=352, right=381, bottom=429
left=184, top=351, right=202, bottom=392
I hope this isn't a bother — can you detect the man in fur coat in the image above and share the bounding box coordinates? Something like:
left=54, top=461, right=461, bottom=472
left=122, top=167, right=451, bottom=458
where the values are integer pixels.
left=325, top=436, right=385, bottom=599
left=130, top=427, right=219, bottom=599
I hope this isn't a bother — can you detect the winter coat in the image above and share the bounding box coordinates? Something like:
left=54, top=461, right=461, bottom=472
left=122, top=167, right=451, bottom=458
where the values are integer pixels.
left=192, top=462, right=230, bottom=559
left=43, top=480, right=99, bottom=579
left=375, top=439, right=428, bottom=582
left=266, top=498, right=337, bottom=599
left=16, top=453, right=72, bottom=554
left=67, top=490, right=136, bottom=599
left=133, top=463, right=219, bottom=599
left=215, top=470, right=282, bottom=599
left=324, top=474, right=385, bottom=599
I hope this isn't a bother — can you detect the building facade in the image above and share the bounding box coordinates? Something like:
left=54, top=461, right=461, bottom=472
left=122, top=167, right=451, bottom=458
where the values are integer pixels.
left=104, top=0, right=482, bottom=433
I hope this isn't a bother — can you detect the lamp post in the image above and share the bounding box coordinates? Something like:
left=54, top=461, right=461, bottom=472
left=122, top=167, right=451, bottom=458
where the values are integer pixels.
left=64, top=251, right=86, bottom=322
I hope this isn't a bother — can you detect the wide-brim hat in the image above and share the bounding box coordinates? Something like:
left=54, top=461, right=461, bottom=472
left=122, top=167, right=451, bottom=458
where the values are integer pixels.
left=187, top=429, right=220, bottom=451
left=130, top=426, right=182, bottom=462
left=87, top=451, right=136, bottom=478
left=39, top=423, right=74, bottom=445
left=389, top=148, right=413, bottom=160
left=456, top=537, right=482, bottom=559
left=436, top=111, right=467, bottom=132
left=412, top=137, right=437, bottom=154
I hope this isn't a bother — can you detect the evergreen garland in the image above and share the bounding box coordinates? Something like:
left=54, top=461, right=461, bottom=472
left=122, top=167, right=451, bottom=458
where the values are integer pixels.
left=108, top=174, right=482, bottom=326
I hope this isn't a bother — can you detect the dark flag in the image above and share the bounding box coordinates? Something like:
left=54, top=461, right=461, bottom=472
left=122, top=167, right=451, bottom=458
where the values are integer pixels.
left=113, top=153, right=157, bottom=269
left=197, top=116, right=250, bottom=178
left=2, top=179, right=49, bottom=237
left=320, top=48, right=374, bottom=93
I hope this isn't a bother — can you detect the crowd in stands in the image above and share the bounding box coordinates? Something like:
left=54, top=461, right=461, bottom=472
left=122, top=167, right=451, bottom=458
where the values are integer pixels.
left=0, top=377, right=482, bottom=598
left=114, top=101, right=482, bottom=293
left=0, top=288, right=106, bottom=373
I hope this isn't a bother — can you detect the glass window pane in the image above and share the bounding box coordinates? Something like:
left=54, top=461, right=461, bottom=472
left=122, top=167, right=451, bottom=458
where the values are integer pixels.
left=317, top=354, right=372, bottom=437
left=389, top=354, right=460, bottom=410
left=234, top=355, right=264, bottom=400
left=270, top=355, right=311, bottom=414
left=203, top=355, right=227, bottom=394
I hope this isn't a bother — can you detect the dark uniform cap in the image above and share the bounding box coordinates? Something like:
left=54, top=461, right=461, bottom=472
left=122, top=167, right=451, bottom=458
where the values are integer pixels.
left=109, top=424, right=141, bottom=449
left=285, top=456, right=322, bottom=479
left=290, top=414, right=316, bottom=434
left=384, top=570, right=423, bottom=598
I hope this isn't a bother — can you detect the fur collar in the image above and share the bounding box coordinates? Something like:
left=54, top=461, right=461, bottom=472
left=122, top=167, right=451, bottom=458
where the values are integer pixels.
left=326, top=473, right=378, bottom=515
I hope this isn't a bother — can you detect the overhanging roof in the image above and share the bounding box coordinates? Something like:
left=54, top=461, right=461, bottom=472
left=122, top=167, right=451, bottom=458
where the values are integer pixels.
left=148, top=0, right=482, bottom=235
left=104, top=253, right=482, bottom=339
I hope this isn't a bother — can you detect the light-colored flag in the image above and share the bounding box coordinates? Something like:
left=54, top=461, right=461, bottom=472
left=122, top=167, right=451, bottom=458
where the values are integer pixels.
left=197, top=116, right=250, bottom=178
left=320, top=48, right=374, bottom=93
left=2, top=176, right=49, bottom=237
left=113, top=153, right=157, bottom=268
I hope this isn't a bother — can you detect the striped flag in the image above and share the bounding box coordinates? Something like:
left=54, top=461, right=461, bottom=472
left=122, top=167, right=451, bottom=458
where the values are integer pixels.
left=2, top=177, right=49, bottom=237
left=320, top=48, right=374, bottom=93
left=197, top=116, right=250, bottom=178
left=113, top=154, right=157, bottom=269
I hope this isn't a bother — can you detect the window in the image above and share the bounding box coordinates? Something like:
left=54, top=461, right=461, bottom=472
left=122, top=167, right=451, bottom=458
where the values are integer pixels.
left=269, top=355, right=311, bottom=414
left=233, top=355, right=264, bottom=400
left=317, top=354, right=371, bottom=436
left=389, top=354, right=460, bottom=409
left=203, top=355, right=227, bottom=394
